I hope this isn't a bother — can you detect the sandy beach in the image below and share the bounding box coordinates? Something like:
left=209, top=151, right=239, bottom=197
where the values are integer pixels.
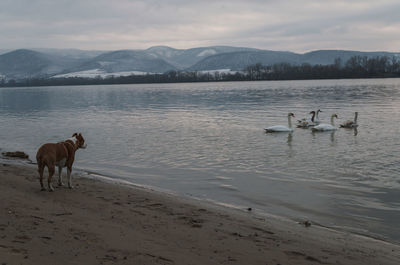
left=1, top=161, right=399, bottom=265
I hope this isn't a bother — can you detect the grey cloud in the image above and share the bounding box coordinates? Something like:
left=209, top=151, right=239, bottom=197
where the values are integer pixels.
left=0, top=0, right=399, bottom=52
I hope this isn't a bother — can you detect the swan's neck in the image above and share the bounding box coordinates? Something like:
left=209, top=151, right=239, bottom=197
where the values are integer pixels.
left=311, top=112, right=316, bottom=122
left=330, top=116, right=335, bottom=126
left=288, top=115, right=292, bottom=128
left=316, top=111, right=321, bottom=120
left=354, top=112, right=358, bottom=123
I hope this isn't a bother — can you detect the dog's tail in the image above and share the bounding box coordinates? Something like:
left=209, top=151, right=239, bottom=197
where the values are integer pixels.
left=36, top=150, right=46, bottom=172
left=36, top=151, right=47, bottom=190
left=36, top=156, right=43, bottom=172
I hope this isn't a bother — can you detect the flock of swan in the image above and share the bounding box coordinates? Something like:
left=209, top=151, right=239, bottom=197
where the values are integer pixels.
left=264, top=110, right=359, bottom=133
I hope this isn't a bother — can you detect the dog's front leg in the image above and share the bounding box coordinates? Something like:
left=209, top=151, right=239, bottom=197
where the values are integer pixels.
left=58, top=166, right=64, bottom=186
left=67, top=168, right=73, bottom=189
left=48, top=166, right=55, bottom=192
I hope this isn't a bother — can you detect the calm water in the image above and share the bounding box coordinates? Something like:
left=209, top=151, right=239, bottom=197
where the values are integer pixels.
left=1, top=79, right=399, bottom=242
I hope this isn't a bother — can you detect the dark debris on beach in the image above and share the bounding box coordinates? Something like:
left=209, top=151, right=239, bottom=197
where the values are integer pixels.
left=2, top=151, right=29, bottom=159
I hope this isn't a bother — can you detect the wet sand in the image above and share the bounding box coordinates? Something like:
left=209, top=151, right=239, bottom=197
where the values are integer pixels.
left=1, top=162, right=399, bottom=265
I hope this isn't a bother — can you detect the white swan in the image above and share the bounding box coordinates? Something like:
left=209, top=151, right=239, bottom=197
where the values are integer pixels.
left=312, top=114, right=338, bottom=131
left=265, top=113, right=295, bottom=132
left=297, top=111, right=316, bottom=128
left=340, top=112, right=358, bottom=128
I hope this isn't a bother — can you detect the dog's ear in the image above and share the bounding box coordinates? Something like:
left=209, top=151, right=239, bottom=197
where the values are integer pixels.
left=72, top=133, right=78, bottom=137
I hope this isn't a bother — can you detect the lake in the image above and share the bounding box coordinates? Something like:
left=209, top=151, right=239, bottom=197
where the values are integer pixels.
left=1, top=79, right=399, bottom=242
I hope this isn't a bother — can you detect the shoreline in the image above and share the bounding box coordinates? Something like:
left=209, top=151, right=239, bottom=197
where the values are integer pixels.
left=2, top=76, right=400, bottom=90
left=84, top=168, right=396, bottom=245
left=70, top=165, right=400, bottom=246
left=1, top=161, right=399, bottom=264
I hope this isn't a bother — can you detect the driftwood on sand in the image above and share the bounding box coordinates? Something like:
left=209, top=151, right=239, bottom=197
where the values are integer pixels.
left=2, top=151, right=29, bottom=159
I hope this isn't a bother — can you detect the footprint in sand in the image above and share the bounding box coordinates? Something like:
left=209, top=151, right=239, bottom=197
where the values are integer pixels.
left=284, top=250, right=322, bottom=263
left=0, top=244, right=28, bottom=256
left=13, top=235, right=32, bottom=244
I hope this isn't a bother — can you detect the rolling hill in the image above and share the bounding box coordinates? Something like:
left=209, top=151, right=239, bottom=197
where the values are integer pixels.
left=188, top=50, right=301, bottom=71
left=0, top=49, right=81, bottom=79
left=0, top=46, right=399, bottom=80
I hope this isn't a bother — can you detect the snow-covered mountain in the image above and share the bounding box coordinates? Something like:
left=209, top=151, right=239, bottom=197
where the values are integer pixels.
left=188, top=50, right=301, bottom=71
left=32, top=48, right=106, bottom=59
left=0, top=49, right=82, bottom=79
left=145, top=46, right=258, bottom=69
left=301, top=50, right=400, bottom=65
left=0, top=49, right=12, bottom=55
left=0, top=46, right=399, bottom=80
left=189, top=49, right=400, bottom=71
left=71, top=50, right=177, bottom=74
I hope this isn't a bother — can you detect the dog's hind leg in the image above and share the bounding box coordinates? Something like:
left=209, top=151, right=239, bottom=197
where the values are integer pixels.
left=47, top=165, right=55, bottom=192
left=67, top=167, right=73, bottom=189
left=58, top=166, right=64, bottom=186
left=38, top=163, right=46, bottom=191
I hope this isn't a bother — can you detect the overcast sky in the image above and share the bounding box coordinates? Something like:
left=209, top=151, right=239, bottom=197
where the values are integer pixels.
left=1, top=0, right=399, bottom=53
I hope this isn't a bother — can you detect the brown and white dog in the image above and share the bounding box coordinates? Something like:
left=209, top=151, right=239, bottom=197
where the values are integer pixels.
left=36, top=133, right=87, bottom=191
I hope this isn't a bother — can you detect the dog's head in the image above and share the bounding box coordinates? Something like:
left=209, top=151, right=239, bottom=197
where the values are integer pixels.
left=72, top=133, right=87, bottom=149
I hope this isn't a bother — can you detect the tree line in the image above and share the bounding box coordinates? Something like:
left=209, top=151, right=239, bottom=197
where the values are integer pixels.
left=1, top=55, right=400, bottom=87
left=243, top=55, right=400, bottom=80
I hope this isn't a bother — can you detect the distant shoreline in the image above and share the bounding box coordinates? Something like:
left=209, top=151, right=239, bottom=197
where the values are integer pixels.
left=1, top=74, right=400, bottom=88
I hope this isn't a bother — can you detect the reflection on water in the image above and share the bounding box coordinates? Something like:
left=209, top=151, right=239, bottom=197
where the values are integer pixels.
left=311, top=130, right=337, bottom=145
left=287, top=132, right=293, bottom=146
left=1, top=79, right=400, bottom=242
left=330, top=131, right=336, bottom=144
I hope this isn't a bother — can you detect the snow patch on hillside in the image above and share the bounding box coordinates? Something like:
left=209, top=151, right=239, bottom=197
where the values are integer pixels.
left=98, top=61, right=114, bottom=66
left=197, top=49, right=217, bottom=57
left=52, top=69, right=158, bottom=78
left=198, top=69, right=239, bottom=75
left=153, top=50, right=173, bottom=58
